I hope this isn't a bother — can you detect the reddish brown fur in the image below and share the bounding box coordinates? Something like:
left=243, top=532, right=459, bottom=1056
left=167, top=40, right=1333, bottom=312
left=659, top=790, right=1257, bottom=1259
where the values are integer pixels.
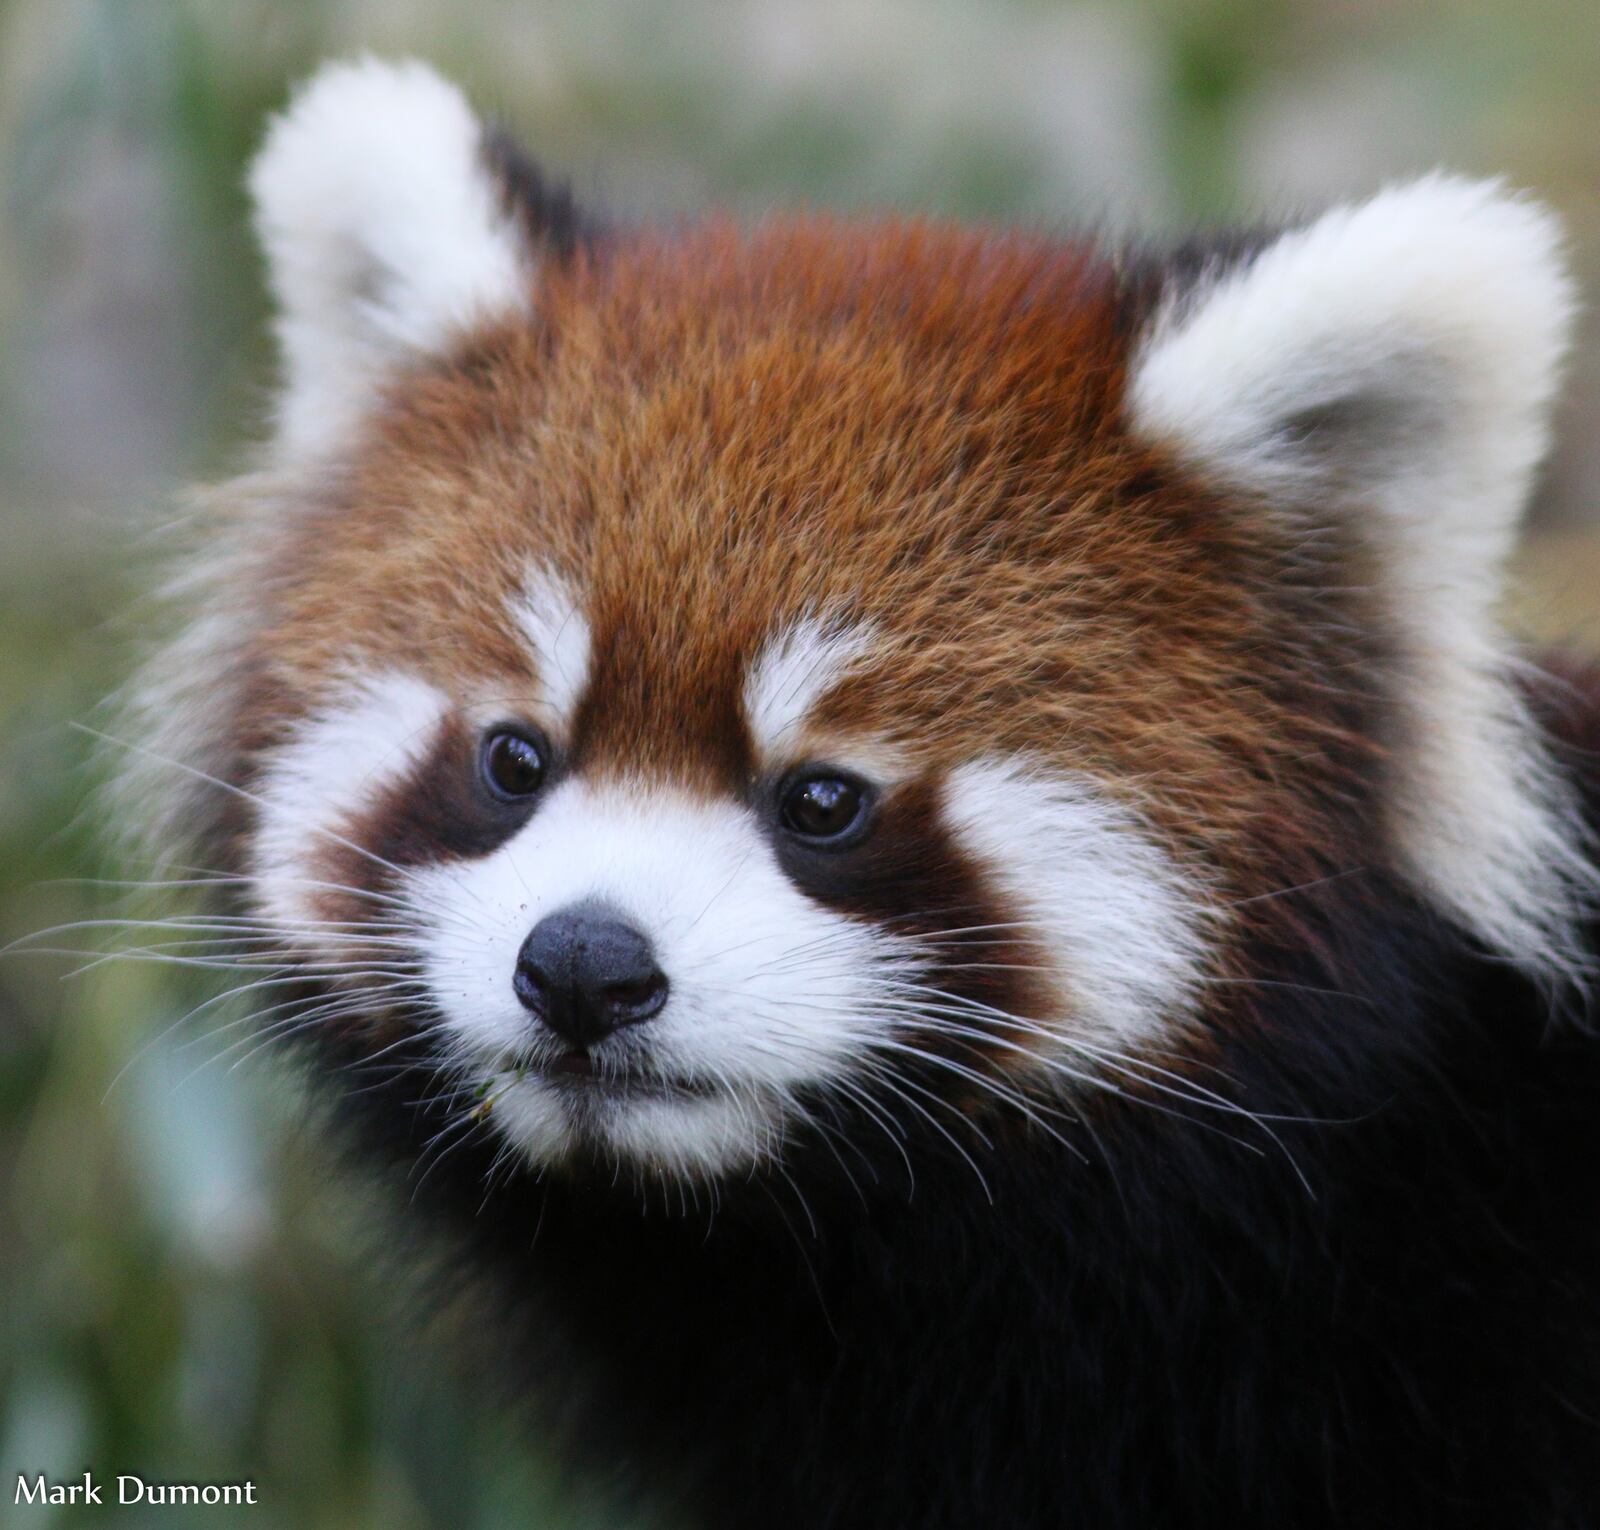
left=257, top=224, right=1377, bottom=837
left=207, top=215, right=1397, bottom=1086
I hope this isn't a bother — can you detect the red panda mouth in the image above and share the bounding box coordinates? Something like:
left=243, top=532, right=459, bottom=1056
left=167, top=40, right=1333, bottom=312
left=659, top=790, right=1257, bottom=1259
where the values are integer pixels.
left=515, top=1051, right=718, bottom=1102
left=544, top=1051, right=601, bottom=1080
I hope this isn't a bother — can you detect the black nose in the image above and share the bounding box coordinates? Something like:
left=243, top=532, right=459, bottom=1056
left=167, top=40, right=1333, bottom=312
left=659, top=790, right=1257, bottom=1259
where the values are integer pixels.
left=514, top=901, right=669, bottom=1047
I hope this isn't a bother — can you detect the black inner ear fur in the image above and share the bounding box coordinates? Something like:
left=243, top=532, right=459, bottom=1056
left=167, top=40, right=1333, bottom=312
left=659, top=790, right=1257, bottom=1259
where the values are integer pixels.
left=480, top=124, right=602, bottom=264
left=1116, top=224, right=1282, bottom=340
left=1274, top=372, right=1454, bottom=496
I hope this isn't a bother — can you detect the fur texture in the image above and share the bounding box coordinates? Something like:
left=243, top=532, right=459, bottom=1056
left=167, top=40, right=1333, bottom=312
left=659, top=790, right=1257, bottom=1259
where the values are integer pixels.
left=114, top=58, right=1600, bottom=1528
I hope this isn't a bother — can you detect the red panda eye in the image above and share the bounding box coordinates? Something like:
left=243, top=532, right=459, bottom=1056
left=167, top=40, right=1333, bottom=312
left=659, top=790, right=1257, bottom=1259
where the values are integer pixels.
left=481, top=728, right=548, bottom=800
left=778, top=771, right=871, bottom=843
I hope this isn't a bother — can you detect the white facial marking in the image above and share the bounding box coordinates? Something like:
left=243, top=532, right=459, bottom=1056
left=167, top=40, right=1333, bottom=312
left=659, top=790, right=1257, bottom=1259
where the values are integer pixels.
left=251, top=672, right=450, bottom=932
left=943, top=759, right=1208, bottom=1041
left=250, top=57, right=534, bottom=459
left=743, top=615, right=878, bottom=760
left=414, top=779, right=907, bottom=1175
left=1129, top=175, right=1593, bottom=973
left=511, top=567, right=592, bottom=734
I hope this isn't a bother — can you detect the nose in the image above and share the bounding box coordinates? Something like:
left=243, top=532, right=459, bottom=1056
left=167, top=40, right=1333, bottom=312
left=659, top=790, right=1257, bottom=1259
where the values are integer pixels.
left=514, top=901, right=669, bottom=1047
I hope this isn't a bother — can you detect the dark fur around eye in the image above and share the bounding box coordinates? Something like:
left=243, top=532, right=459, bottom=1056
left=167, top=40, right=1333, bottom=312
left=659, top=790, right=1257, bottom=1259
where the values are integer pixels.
left=773, top=776, right=957, bottom=924
left=350, top=720, right=552, bottom=870
left=771, top=773, right=1038, bottom=1029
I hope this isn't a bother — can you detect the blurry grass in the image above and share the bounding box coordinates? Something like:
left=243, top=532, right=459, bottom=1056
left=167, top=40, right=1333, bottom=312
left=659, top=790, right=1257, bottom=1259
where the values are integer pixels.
left=1, top=1, right=1598, bottom=1526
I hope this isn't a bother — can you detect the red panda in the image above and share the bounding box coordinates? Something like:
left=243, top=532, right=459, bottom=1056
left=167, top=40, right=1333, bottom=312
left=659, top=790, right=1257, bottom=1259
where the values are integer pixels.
left=117, top=57, right=1600, bottom=1528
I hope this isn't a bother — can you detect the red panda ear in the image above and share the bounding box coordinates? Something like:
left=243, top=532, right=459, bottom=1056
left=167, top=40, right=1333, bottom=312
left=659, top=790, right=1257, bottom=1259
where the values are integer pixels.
left=1128, top=178, right=1590, bottom=975
left=1127, top=176, right=1572, bottom=549
left=249, top=58, right=564, bottom=460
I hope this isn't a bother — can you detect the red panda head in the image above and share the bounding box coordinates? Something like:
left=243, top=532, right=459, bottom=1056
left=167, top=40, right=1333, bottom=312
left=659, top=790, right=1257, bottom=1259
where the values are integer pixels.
left=124, top=59, right=1590, bottom=1180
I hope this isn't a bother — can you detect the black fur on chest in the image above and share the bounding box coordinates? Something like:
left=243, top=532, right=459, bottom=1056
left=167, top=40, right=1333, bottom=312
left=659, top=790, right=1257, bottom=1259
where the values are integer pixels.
left=306, top=865, right=1600, bottom=1530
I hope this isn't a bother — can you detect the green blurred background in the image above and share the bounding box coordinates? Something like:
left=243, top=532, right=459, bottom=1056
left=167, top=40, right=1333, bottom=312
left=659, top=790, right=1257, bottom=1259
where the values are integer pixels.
left=3, top=1, right=1599, bottom=1524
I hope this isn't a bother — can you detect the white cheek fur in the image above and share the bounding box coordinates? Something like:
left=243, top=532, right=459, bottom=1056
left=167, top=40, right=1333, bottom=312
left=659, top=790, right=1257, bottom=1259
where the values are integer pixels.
left=250, top=672, right=451, bottom=934
left=942, top=758, right=1209, bottom=1043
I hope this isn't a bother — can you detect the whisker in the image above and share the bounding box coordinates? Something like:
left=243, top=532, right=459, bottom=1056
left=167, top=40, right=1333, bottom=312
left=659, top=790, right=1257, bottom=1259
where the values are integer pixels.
left=846, top=1058, right=995, bottom=1202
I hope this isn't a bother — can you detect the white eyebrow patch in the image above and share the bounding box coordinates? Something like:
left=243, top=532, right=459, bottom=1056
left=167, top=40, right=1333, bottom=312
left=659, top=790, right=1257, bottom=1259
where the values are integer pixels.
left=511, top=566, right=591, bottom=732
left=743, top=614, right=878, bottom=759
left=251, top=671, right=450, bottom=931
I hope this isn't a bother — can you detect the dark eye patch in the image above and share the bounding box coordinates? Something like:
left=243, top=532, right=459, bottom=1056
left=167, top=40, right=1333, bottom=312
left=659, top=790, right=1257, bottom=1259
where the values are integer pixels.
left=354, top=716, right=552, bottom=869
left=774, top=776, right=975, bottom=931
left=772, top=772, right=1045, bottom=1050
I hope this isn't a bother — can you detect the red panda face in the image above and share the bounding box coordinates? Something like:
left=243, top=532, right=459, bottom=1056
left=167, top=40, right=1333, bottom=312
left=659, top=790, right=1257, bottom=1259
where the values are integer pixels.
left=239, top=227, right=1232, bottom=1174
left=125, top=62, right=1588, bottom=1181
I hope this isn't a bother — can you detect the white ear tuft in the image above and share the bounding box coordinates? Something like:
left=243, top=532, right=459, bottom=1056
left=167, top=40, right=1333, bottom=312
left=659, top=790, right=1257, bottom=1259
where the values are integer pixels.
left=1129, top=177, right=1591, bottom=972
left=250, top=57, right=533, bottom=458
